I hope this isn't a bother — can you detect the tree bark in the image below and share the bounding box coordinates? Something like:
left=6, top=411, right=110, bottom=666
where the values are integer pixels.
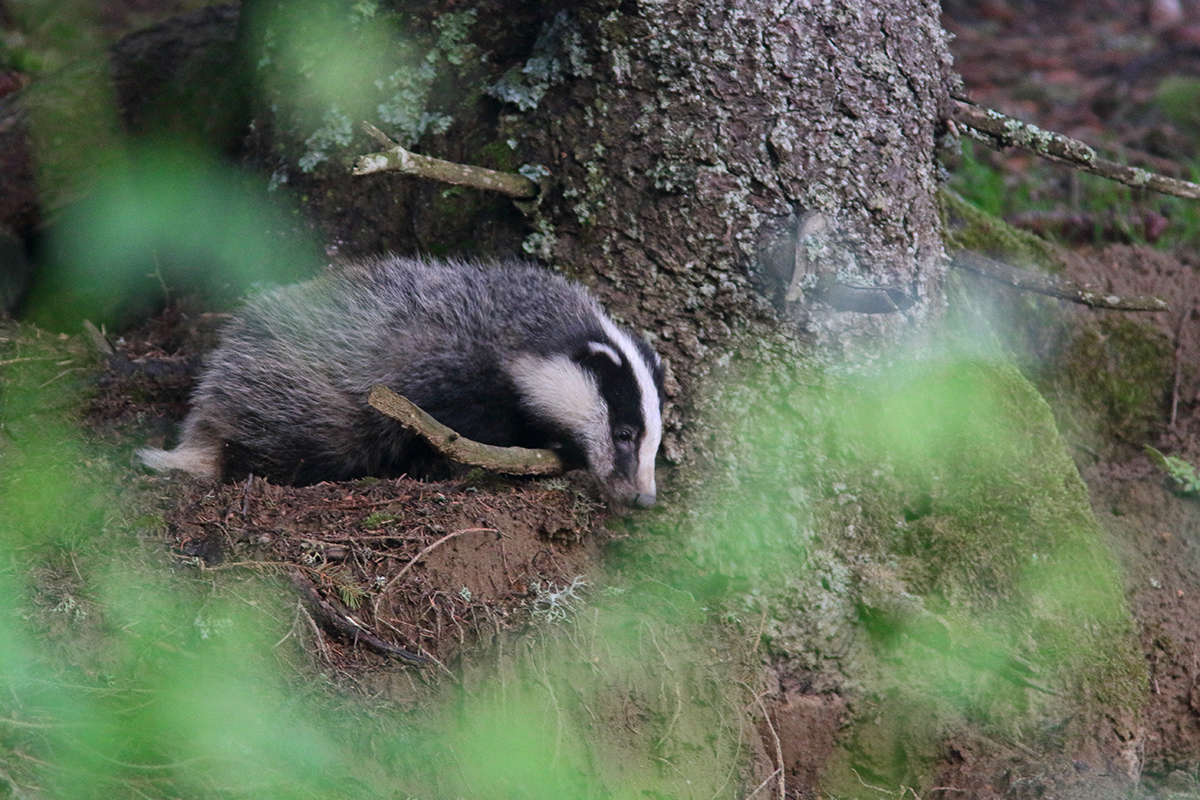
left=243, top=0, right=957, bottom=463
left=498, top=1, right=957, bottom=360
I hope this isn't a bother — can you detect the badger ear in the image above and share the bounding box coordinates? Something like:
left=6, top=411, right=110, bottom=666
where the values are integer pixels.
left=578, top=340, right=623, bottom=368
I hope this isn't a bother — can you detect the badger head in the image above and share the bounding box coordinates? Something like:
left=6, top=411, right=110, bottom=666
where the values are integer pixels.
left=506, top=319, right=664, bottom=507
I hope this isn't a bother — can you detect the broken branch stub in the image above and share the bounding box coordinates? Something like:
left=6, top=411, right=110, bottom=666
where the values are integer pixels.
left=352, top=123, right=539, bottom=200
left=367, top=385, right=564, bottom=475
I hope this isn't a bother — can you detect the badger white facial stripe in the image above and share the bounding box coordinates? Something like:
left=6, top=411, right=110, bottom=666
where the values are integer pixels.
left=597, top=316, right=663, bottom=498
left=585, top=340, right=623, bottom=367
left=506, top=353, right=604, bottom=434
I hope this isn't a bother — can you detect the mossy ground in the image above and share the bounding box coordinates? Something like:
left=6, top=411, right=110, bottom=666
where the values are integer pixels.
left=0, top=252, right=1175, bottom=799
left=681, top=343, right=1147, bottom=796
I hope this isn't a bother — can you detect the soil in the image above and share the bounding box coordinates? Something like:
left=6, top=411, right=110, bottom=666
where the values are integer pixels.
left=1063, top=243, right=1200, bottom=786
left=88, top=315, right=617, bottom=680
left=8, top=1, right=1200, bottom=798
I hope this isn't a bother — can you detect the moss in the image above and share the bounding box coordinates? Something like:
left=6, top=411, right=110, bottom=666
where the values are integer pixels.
left=686, top=345, right=1146, bottom=796
left=472, top=140, right=520, bottom=174
left=941, top=186, right=1175, bottom=454
left=1049, top=317, right=1174, bottom=447
left=424, top=186, right=484, bottom=254
left=361, top=511, right=397, bottom=528
left=941, top=187, right=1068, bottom=272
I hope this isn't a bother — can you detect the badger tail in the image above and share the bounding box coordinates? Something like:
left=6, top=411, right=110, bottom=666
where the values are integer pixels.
left=136, top=443, right=220, bottom=479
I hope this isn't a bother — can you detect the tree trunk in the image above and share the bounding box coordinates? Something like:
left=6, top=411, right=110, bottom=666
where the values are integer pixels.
left=502, top=1, right=957, bottom=356
left=242, top=0, right=957, bottom=465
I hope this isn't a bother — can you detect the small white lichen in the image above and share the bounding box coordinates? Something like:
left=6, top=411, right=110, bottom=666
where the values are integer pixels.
left=529, top=575, right=588, bottom=623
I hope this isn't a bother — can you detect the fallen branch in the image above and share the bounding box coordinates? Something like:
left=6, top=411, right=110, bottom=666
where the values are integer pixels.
left=951, top=249, right=1169, bottom=312
left=742, top=768, right=782, bottom=800
left=367, top=385, right=564, bottom=475
left=951, top=97, right=1200, bottom=201
left=352, top=122, right=539, bottom=199
left=287, top=567, right=431, bottom=665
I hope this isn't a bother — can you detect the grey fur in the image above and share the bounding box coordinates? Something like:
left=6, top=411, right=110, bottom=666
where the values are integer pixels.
left=137, top=255, right=665, bottom=506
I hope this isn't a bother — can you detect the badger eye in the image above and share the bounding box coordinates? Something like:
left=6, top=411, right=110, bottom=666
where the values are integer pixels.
left=613, top=426, right=636, bottom=447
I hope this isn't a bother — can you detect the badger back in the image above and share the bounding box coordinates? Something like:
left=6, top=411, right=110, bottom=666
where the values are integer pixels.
left=366, top=258, right=666, bottom=506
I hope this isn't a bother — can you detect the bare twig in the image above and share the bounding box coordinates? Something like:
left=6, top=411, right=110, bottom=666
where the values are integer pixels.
left=755, top=695, right=786, bottom=800
left=0, top=356, right=56, bottom=367
left=1171, top=303, right=1189, bottom=428
left=368, top=386, right=565, bottom=475
left=353, top=122, right=539, bottom=199
left=951, top=97, right=1200, bottom=201
left=361, top=121, right=397, bottom=149
left=951, top=249, right=1169, bottom=312
left=743, top=768, right=782, bottom=800
left=372, top=527, right=496, bottom=617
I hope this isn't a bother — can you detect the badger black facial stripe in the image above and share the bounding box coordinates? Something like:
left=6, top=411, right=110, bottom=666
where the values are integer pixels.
left=597, top=317, right=662, bottom=500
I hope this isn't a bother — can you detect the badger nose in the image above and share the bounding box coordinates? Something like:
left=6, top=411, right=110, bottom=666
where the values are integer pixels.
left=634, top=492, right=656, bottom=508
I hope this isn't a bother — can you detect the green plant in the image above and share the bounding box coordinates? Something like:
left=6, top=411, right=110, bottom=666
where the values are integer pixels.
left=1145, top=445, right=1200, bottom=495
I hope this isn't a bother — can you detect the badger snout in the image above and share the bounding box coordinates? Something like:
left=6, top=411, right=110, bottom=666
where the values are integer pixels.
left=604, top=469, right=657, bottom=508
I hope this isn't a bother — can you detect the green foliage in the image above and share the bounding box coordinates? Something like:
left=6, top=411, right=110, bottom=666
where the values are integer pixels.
left=0, top=319, right=749, bottom=799
left=950, top=139, right=1024, bottom=218
left=1145, top=445, right=1200, bottom=495
left=24, top=144, right=322, bottom=330
left=1, top=0, right=104, bottom=73
left=1155, top=76, right=1200, bottom=138
left=947, top=138, right=1200, bottom=250
left=0, top=317, right=1148, bottom=798
left=687, top=349, right=1145, bottom=793
left=250, top=1, right=481, bottom=171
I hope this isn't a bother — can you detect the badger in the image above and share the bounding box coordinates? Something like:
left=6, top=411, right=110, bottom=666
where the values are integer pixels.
left=137, top=255, right=665, bottom=507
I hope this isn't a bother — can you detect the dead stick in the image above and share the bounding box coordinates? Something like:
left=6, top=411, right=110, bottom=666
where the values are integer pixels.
left=368, top=385, right=564, bottom=475
left=755, top=694, right=786, bottom=800
left=743, top=768, right=782, bottom=800
left=372, top=527, right=496, bottom=617
left=82, top=320, right=114, bottom=357
left=951, top=97, right=1200, bottom=201
left=352, top=122, right=539, bottom=199
left=951, top=249, right=1169, bottom=312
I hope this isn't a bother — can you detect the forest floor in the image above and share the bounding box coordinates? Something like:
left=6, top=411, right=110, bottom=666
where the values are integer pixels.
left=7, top=1, right=1200, bottom=798
left=945, top=1, right=1200, bottom=796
